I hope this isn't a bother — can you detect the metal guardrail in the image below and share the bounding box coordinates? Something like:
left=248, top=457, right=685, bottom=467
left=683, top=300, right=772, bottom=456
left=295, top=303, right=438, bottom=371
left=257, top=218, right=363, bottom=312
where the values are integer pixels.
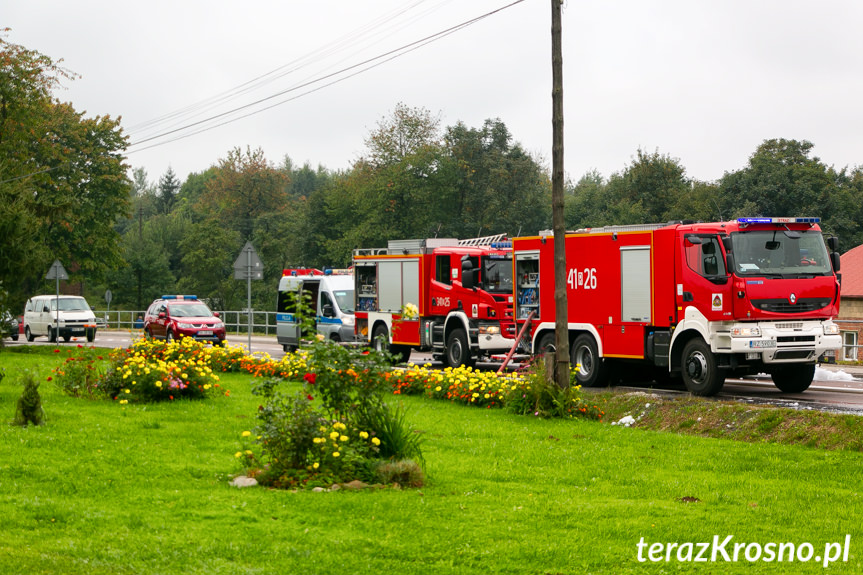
left=93, top=310, right=279, bottom=335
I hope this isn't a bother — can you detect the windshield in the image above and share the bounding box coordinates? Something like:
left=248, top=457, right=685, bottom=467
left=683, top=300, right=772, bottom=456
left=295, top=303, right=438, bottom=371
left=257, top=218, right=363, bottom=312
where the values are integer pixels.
left=169, top=303, right=214, bottom=317
left=730, top=230, right=833, bottom=276
left=332, top=289, right=354, bottom=314
left=483, top=256, right=514, bottom=293
left=50, top=298, right=91, bottom=312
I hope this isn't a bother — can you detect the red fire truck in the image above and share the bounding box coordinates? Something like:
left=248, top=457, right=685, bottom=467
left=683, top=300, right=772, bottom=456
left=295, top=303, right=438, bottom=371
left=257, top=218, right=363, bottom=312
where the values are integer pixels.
left=512, top=217, right=843, bottom=395
left=353, top=235, right=516, bottom=366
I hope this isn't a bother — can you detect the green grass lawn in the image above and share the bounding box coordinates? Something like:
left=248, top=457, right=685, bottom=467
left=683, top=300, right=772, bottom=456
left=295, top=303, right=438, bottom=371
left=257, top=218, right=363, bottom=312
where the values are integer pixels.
left=1, top=349, right=861, bottom=574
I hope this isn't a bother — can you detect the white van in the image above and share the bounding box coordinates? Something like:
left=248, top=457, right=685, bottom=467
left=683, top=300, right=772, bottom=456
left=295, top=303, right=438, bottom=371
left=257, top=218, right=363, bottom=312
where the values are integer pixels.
left=23, top=295, right=98, bottom=343
left=276, top=269, right=356, bottom=352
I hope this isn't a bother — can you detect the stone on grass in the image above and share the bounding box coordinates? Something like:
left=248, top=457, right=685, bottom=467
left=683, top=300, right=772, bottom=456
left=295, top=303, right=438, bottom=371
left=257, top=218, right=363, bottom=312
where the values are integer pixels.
left=230, top=476, right=258, bottom=488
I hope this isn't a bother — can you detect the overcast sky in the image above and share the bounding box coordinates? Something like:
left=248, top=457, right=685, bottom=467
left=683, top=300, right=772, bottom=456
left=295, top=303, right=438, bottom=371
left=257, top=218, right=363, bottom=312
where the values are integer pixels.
left=6, top=0, right=863, bottom=186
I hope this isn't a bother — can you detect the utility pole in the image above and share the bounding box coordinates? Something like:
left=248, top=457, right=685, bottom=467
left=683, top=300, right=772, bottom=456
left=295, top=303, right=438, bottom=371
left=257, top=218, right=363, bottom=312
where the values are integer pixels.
left=551, top=0, right=570, bottom=387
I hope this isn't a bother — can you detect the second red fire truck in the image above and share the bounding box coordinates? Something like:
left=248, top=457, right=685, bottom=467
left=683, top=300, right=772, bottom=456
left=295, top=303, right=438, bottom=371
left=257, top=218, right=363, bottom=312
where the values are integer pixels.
left=512, top=217, right=843, bottom=395
left=353, top=235, right=516, bottom=366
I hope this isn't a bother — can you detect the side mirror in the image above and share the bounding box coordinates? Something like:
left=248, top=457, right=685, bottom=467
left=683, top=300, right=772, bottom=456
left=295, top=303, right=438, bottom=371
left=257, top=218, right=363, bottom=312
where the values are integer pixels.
left=828, top=236, right=839, bottom=252
left=831, top=252, right=841, bottom=272
left=322, top=304, right=335, bottom=318
left=461, top=256, right=475, bottom=290
left=721, top=236, right=733, bottom=252
left=158, top=312, right=166, bottom=319
left=213, top=311, right=220, bottom=318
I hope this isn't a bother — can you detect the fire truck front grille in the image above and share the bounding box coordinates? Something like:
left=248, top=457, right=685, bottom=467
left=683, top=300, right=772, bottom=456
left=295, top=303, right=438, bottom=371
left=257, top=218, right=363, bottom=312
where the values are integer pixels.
left=751, top=298, right=831, bottom=313
left=776, top=336, right=816, bottom=344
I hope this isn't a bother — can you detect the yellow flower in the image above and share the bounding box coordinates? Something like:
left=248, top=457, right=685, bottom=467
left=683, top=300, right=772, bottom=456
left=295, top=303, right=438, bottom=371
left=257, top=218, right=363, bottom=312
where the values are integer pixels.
left=244, top=450, right=253, bottom=455
left=313, top=462, right=319, bottom=469
left=330, top=431, right=340, bottom=440
left=333, top=452, right=340, bottom=458
left=371, top=437, right=381, bottom=446
left=339, top=435, right=348, bottom=442
left=124, top=389, right=131, bottom=394
left=359, top=431, right=369, bottom=439
left=435, top=386, right=442, bottom=391
left=119, top=399, right=128, bottom=405
left=234, top=452, right=242, bottom=458
left=155, top=381, right=162, bottom=388
left=241, top=431, right=251, bottom=437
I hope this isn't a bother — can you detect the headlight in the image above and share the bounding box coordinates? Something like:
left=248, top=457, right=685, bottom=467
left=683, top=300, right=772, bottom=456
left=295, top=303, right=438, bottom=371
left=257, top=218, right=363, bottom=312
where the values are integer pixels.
left=177, top=322, right=194, bottom=329
left=342, top=316, right=355, bottom=327
left=823, top=323, right=840, bottom=335
left=731, top=326, right=761, bottom=337
left=213, top=322, right=225, bottom=329
left=479, top=325, right=500, bottom=335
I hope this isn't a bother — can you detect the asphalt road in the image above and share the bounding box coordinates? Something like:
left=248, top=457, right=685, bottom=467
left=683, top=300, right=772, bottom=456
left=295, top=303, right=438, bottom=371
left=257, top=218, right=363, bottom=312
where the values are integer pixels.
left=7, top=329, right=863, bottom=412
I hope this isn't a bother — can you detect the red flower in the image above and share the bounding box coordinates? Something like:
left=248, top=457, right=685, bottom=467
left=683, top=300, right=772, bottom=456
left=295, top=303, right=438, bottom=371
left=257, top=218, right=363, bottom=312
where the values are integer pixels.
left=53, top=349, right=60, bottom=353
left=306, top=394, right=314, bottom=401
left=303, top=373, right=317, bottom=385
left=46, top=376, right=52, bottom=381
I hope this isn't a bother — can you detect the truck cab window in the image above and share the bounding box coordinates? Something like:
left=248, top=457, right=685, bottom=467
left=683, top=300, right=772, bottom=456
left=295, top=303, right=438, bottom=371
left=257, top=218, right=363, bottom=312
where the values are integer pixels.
left=685, top=236, right=726, bottom=278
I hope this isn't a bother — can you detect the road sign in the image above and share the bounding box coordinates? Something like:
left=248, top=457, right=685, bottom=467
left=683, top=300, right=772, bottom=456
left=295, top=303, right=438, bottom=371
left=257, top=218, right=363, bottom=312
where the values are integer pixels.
left=45, top=260, right=68, bottom=281
left=233, top=242, right=263, bottom=280
left=105, top=289, right=113, bottom=305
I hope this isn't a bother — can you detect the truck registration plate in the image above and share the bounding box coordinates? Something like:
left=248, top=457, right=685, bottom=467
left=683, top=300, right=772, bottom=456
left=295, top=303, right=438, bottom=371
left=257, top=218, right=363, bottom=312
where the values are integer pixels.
left=749, top=340, right=776, bottom=349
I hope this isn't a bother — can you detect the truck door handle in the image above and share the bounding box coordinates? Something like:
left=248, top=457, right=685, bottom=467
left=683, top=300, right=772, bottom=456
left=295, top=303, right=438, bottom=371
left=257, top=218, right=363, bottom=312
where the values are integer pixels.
left=682, top=292, right=694, bottom=302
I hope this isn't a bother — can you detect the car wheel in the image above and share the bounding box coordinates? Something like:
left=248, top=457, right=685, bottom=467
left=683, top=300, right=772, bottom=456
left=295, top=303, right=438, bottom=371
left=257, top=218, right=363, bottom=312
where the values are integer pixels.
left=25, top=326, right=34, bottom=342
left=771, top=364, right=815, bottom=393
left=86, top=328, right=95, bottom=343
left=11, top=333, right=18, bottom=342
left=62, top=334, right=71, bottom=343
left=571, top=334, right=609, bottom=387
left=49, top=328, right=57, bottom=343
left=681, top=338, right=725, bottom=396
left=445, top=328, right=474, bottom=368
left=166, top=330, right=174, bottom=343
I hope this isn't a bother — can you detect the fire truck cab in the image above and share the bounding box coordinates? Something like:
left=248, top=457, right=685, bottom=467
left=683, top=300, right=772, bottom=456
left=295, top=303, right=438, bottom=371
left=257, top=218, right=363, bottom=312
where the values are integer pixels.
left=513, top=217, right=842, bottom=396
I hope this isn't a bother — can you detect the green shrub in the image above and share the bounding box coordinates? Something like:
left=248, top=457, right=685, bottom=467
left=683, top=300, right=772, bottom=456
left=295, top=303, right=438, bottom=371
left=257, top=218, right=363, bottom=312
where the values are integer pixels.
left=505, top=357, right=604, bottom=420
left=13, top=370, right=46, bottom=427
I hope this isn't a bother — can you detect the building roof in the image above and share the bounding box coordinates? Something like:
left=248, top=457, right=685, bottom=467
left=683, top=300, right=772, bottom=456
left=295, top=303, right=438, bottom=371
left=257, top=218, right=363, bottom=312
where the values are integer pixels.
left=840, top=243, right=863, bottom=298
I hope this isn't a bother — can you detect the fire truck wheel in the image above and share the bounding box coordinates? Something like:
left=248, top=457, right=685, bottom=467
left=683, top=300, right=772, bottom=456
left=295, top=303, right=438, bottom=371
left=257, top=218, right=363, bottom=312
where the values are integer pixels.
left=372, top=324, right=390, bottom=354
left=570, top=334, right=609, bottom=387
left=537, top=333, right=556, bottom=356
left=446, top=328, right=474, bottom=368
left=770, top=364, right=815, bottom=393
left=391, top=345, right=411, bottom=364
left=681, top=338, right=725, bottom=396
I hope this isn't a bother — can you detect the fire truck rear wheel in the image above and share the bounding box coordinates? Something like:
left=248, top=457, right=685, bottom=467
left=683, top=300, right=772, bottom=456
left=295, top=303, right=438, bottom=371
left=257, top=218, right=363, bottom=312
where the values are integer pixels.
left=571, top=334, right=609, bottom=387
left=446, top=328, right=474, bottom=368
left=681, top=338, right=725, bottom=396
left=770, top=364, right=814, bottom=393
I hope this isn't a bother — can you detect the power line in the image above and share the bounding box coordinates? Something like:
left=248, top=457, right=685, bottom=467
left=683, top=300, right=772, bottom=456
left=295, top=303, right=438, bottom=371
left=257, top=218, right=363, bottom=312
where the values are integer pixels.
left=126, top=0, right=524, bottom=153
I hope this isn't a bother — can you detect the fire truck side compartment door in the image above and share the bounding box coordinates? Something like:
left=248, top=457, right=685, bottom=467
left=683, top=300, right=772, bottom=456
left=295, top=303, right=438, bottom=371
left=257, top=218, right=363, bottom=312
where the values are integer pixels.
left=621, top=246, right=651, bottom=323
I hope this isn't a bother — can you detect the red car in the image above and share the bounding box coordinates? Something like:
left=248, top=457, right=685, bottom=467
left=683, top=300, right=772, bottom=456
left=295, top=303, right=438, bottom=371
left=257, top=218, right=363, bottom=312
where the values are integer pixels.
left=143, top=295, right=226, bottom=345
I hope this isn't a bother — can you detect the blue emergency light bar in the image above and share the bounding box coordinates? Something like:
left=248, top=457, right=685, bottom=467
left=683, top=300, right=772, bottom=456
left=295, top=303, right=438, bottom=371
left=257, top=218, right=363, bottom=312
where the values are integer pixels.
left=161, top=295, right=198, bottom=300
left=490, top=241, right=512, bottom=249
left=737, top=217, right=820, bottom=225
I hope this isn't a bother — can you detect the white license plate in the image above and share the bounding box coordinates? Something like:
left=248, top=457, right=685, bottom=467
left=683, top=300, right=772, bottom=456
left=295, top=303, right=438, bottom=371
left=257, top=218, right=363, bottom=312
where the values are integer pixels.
left=198, top=330, right=213, bottom=336
left=749, top=340, right=776, bottom=349
left=71, top=328, right=85, bottom=334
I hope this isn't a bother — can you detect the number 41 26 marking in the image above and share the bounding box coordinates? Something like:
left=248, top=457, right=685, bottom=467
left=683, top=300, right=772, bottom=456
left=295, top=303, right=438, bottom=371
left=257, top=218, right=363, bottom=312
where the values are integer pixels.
left=567, top=267, right=597, bottom=290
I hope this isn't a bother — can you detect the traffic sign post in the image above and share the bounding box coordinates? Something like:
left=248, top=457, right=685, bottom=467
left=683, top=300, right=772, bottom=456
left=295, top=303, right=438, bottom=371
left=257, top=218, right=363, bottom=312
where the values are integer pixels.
left=233, top=242, right=263, bottom=351
left=45, top=260, right=68, bottom=343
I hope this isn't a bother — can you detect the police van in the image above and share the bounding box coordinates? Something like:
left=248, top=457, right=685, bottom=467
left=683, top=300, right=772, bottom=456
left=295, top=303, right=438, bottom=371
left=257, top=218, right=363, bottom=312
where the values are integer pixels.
left=23, top=294, right=98, bottom=342
left=276, top=268, right=356, bottom=352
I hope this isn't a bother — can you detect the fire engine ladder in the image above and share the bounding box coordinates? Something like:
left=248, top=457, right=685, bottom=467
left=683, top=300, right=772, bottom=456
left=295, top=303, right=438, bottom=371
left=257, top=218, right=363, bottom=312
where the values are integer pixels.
left=493, top=311, right=535, bottom=373
left=458, top=233, right=508, bottom=247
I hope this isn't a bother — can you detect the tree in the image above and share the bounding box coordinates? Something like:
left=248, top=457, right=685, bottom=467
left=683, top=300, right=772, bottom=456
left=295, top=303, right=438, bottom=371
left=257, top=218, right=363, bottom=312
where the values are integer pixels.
left=156, top=166, right=180, bottom=215
left=1, top=33, right=130, bottom=304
